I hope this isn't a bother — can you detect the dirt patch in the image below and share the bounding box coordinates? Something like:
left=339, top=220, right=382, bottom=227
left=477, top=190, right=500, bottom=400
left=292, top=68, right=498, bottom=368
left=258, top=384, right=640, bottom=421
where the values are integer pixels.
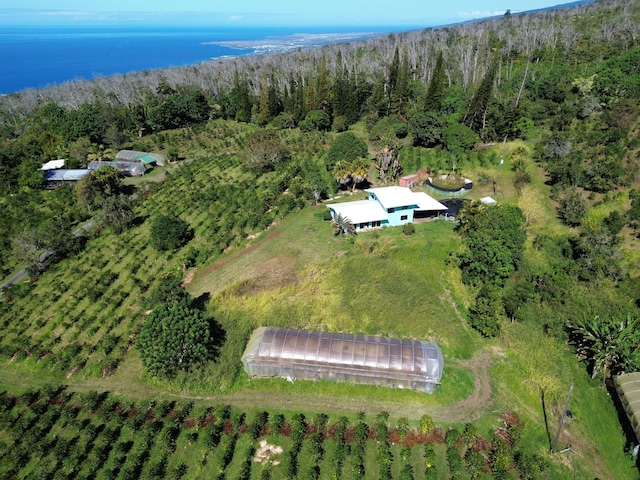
left=195, top=229, right=282, bottom=281
left=182, top=268, right=196, bottom=286
left=253, top=439, right=283, bottom=465
left=66, top=363, right=85, bottom=378
left=221, top=255, right=299, bottom=297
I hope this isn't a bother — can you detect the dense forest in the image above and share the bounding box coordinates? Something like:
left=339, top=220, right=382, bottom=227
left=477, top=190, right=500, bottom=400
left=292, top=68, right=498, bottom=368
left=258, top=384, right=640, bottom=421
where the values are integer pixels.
left=2, top=0, right=640, bottom=477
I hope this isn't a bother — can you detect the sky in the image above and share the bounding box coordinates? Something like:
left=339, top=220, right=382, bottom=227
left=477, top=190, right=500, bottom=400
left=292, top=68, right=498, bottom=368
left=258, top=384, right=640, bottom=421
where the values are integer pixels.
left=0, top=1, right=585, bottom=27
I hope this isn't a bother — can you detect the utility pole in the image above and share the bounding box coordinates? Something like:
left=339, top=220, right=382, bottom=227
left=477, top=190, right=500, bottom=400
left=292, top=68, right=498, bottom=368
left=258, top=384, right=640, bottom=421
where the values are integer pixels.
left=551, top=383, right=574, bottom=453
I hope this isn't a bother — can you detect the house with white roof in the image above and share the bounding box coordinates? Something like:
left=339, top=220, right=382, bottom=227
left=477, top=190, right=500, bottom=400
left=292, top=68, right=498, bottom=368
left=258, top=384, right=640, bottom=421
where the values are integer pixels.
left=327, top=186, right=447, bottom=231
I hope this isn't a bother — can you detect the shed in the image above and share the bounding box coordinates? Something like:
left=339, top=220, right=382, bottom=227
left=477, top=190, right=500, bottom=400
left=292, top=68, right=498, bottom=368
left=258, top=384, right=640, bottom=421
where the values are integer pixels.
left=116, top=150, right=166, bottom=167
left=480, top=196, right=497, bottom=205
left=241, top=327, right=444, bottom=393
left=40, top=159, right=65, bottom=170
left=399, top=170, right=430, bottom=188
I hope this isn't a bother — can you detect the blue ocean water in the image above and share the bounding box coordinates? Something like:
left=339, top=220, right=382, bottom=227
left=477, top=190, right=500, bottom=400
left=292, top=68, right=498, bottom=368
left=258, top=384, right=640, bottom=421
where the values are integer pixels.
left=0, top=25, right=389, bottom=95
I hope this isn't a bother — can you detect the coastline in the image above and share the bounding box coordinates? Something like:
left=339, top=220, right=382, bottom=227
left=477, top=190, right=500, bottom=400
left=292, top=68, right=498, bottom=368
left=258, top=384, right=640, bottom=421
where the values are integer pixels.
left=0, top=25, right=391, bottom=95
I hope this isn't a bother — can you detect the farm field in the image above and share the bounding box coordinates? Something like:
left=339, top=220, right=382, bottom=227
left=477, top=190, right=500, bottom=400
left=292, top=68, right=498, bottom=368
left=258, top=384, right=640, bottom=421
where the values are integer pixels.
left=0, top=120, right=638, bottom=478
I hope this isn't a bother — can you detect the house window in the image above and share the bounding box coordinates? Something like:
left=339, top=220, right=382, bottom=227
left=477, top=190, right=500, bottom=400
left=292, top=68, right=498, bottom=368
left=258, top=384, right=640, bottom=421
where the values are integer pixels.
left=401, top=215, right=408, bottom=221
left=373, top=220, right=381, bottom=227
left=388, top=208, right=395, bottom=213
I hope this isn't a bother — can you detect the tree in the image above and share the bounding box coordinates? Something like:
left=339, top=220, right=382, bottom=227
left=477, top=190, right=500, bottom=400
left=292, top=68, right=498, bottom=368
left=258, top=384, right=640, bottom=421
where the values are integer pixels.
left=300, top=109, right=331, bottom=132
left=464, top=56, right=499, bottom=137
left=442, top=121, right=479, bottom=154
left=11, top=218, right=81, bottom=276
left=12, top=229, right=48, bottom=275
left=326, top=132, right=368, bottom=171
left=469, top=285, right=503, bottom=337
left=409, top=112, right=445, bottom=147
left=92, top=164, right=122, bottom=197
left=331, top=213, right=355, bottom=236
left=572, top=227, right=623, bottom=281
left=458, top=204, right=527, bottom=286
left=424, top=51, right=446, bottom=112
left=136, top=300, right=213, bottom=377
left=100, top=194, right=135, bottom=233
left=231, top=71, right=252, bottom=123
left=149, top=214, right=193, bottom=251
left=378, top=146, right=401, bottom=184
left=568, top=313, right=640, bottom=381
left=144, top=272, right=188, bottom=309
left=75, top=172, right=100, bottom=211
left=68, top=137, right=92, bottom=168
left=243, top=130, right=290, bottom=172
left=558, top=190, right=587, bottom=226
left=304, top=169, right=332, bottom=205
left=332, top=157, right=369, bottom=191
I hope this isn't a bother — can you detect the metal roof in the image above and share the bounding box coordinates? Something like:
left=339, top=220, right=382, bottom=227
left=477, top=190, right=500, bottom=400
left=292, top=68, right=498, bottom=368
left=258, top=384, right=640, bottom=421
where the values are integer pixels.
left=40, top=159, right=65, bottom=170
left=44, top=169, right=92, bottom=182
left=116, top=150, right=166, bottom=166
left=413, top=192, right=449, bottom=211
left=366, top=186, right=421, bottom=209
left=329, top=199, right=387, bottom=224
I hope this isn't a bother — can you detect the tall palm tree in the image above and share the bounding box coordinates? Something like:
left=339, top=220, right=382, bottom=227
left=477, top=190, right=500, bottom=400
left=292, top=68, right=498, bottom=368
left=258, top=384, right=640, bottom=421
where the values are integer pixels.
left=332, top=160, right=352, bottom=190
left=331, top=213, right=355, bottom=236
left=350, top=157, right=370, bottom=191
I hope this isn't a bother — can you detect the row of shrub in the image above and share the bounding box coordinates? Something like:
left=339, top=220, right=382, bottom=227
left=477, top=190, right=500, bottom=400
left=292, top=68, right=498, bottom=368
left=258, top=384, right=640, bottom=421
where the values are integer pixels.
left=0, top=388, right=553, bottom=479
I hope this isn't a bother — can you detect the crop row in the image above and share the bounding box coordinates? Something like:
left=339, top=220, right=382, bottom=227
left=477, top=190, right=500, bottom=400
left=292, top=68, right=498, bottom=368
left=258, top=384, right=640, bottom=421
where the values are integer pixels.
left=0, top=388, right=550, bottom=479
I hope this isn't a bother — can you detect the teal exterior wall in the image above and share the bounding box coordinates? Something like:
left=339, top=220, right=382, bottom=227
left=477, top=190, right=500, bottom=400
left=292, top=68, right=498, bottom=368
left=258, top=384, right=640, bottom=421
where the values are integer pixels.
left=386, top=206, right=415, bottom=226
left=368, top=192, right=416, bottom=226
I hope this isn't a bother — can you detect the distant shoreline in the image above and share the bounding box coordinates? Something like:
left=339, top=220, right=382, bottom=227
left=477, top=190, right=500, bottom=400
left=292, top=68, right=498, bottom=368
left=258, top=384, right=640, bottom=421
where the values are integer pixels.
left=0, top=25, right=395, bottom=95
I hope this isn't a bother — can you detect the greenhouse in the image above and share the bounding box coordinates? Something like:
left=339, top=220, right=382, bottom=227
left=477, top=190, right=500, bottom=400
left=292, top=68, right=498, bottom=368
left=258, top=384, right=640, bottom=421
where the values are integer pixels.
left=241, top=327, right=444, bottom=393
left=615, top=373, right=640, bottom=442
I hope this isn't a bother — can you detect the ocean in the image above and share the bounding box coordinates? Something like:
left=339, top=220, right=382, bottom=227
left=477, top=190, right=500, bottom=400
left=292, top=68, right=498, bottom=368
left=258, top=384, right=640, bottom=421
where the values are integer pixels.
left=0, top=25, right=390, bottom=95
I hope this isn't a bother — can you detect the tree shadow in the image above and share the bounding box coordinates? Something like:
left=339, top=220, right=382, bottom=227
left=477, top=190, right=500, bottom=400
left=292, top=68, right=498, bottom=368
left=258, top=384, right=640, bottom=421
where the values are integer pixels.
left=191, top=292, right=226, bottom=360
left=192, top=292, right=210, bottom=311
left=209, top=319, right=227, bottom=361
left=119, top=184, right=137, bottom=197
left=131, top=214, right=148, bottom=228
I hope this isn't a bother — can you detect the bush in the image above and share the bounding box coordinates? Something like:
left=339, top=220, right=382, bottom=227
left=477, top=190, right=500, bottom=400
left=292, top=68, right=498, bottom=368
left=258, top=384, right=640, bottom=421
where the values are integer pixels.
left=402, top=223, right=415, bottom=235
left=558, top=190, right=587, bottom=226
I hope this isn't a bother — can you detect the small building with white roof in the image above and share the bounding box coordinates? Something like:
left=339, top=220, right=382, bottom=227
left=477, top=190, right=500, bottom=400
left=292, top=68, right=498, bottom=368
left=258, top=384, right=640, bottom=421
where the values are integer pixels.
left=40, top=159, right=65, bottom=171
left=327, top=186, right=447, bottom=231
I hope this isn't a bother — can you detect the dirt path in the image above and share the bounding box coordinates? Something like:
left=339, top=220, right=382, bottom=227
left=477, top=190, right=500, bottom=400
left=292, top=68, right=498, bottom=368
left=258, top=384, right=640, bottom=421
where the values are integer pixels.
left=0, top=353, right=495, bottom=423
left=437, top=354, right=494, bottom=423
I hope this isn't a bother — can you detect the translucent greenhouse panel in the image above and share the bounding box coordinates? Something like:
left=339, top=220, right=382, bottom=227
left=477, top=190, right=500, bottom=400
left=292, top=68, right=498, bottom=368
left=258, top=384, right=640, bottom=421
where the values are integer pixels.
left=242, top=327, right=444, bottom=393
